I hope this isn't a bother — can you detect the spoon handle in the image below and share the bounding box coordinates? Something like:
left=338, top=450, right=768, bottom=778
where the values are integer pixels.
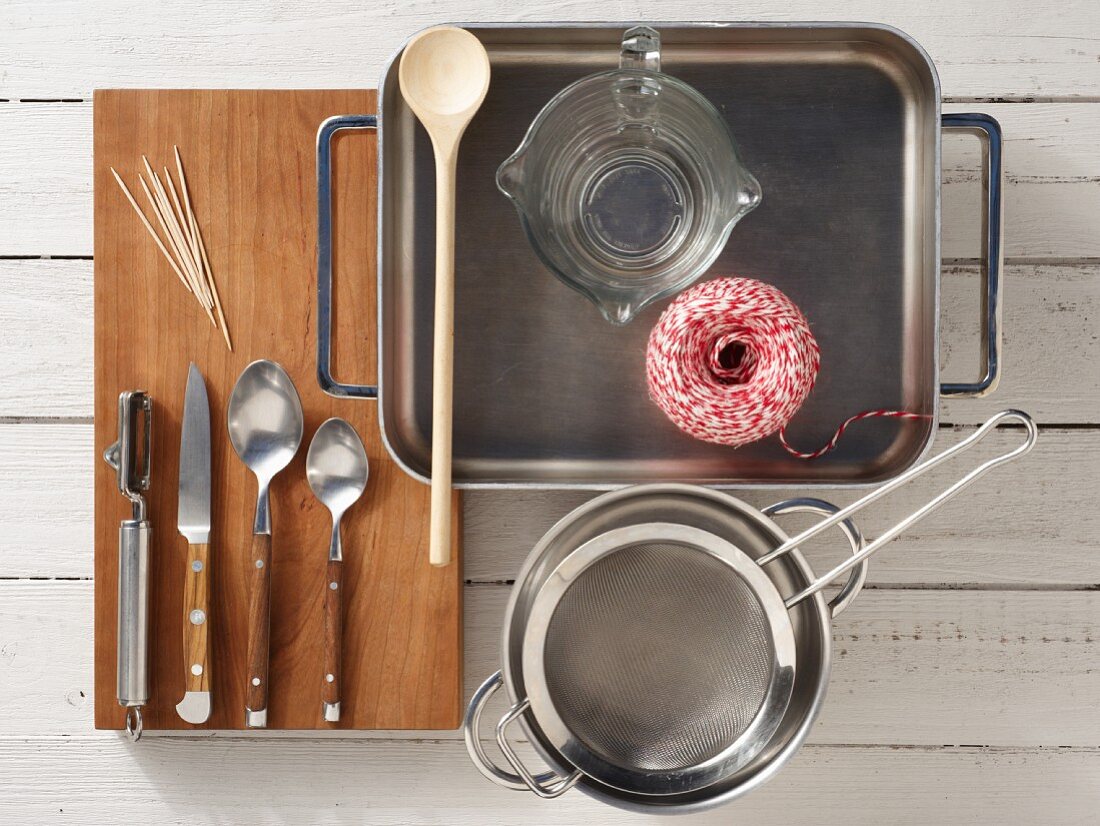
left=429, top=150, right=457, bottom=567
left=245, top=531, right=272, bottom=727
left=322, top=558, right=343, bottom=722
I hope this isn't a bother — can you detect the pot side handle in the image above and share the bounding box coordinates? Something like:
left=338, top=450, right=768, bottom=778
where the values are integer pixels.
left=316, top=115, right=379, bottom=398
left=463, top=671, right=581, bottom=797
left=940, top=113, right=1003, bottom=398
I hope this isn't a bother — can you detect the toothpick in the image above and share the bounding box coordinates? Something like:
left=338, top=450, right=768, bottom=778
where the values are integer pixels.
left=175, top=146, right=233, bottom=351
left=139, top=172, right=215, bottom=323
left=110, top=168, right=193, bottom=294
left=141, top=161, right=213, bottom=317
left=113, top=151, right=233, bottom=351
left=163, top=165, right=212, bottom=308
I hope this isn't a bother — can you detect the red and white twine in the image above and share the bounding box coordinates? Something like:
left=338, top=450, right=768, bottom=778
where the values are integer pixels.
left=646, top=277, right=926, bottom=459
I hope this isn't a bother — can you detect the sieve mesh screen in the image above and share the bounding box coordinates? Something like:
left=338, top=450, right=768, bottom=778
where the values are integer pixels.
left=543, top=542, right=775, bottom=772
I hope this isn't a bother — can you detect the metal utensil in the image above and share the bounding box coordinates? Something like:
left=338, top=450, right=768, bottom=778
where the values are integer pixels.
left=306, top=418, right=369, bottom=723
left=227, top=359, right=304, bottom=728
left=176, top=363, right=213, bottom=725
left=399, top=25, right=490, bottom=566
left=469, top=410, right=1037, bottom=805
left=469, top=489, right=857, bottom=813
left=317, top=23, right=1005, bottom=487
left=103, top=390, right=153, bottom=741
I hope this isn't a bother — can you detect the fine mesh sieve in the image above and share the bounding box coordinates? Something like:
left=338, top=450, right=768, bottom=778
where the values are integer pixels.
left=473, top=411, right=1037, bottom=805
left=543, top=543, right=775, bottom=773
left=521, top=523, right=798, bottom=796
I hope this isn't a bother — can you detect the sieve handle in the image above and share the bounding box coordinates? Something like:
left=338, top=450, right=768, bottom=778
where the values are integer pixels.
left=463, top=671, right=581, bottom=796
left=759, top=410, right=1037, bottom=608
left=762, top=498, right=866, bottom=617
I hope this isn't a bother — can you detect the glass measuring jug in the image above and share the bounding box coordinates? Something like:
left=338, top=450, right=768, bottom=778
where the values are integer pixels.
left=497, top=27, right=762, bottom=324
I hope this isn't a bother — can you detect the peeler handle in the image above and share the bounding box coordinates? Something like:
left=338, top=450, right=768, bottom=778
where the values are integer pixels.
left=117, top=518, right=151, bottom=739
left=316, top=114, right=379, bottom=399
left=940, top=113, right=1003, bottom=398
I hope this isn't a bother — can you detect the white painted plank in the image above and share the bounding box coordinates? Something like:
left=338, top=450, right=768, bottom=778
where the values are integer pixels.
left=0, top=260, right=93, bottom=414
left=0, top=424, right=93, bottom=578
left=3, top=100, right=1100, bottom=258
left=938, top=263, right=1100, bottom=423
left=942, top=103, right=1100, bottom=259
left=2, top=0, right=1099, bottom=99
left=1, top=424, right=1095, bottom=584
left=0, top=735, right=1095, bottom=825
left=0, top=259, right=1096, bottom=424
left=2, top=582, right=1097, bottom=748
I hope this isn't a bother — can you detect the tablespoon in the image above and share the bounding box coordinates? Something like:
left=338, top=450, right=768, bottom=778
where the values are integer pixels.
left=306, top=418, right=369, bottom=723
left=227, top=359, right=303, bottom=728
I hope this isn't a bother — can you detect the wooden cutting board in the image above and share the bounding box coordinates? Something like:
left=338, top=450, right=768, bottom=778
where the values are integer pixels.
left=93, top=89, right=462, bottom=731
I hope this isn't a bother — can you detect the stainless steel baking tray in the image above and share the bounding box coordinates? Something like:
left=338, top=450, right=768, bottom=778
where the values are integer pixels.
left=322, top=23, right=1003, bottom=487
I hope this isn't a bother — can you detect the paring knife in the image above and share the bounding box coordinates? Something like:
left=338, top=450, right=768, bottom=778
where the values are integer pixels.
left=176, top=363, right=212, bottom=724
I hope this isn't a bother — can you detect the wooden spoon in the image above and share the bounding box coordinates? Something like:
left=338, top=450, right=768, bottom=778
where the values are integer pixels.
left=400, top=27, right=490, bottom=567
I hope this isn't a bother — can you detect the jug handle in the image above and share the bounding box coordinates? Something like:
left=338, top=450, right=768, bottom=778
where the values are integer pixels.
left=619, top=26, right=661, bottom=71
left=316, top=114, right=379, bottom=398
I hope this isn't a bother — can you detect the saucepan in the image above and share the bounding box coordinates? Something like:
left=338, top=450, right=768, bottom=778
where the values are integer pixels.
left=462, top=411, right=1036, bottom=812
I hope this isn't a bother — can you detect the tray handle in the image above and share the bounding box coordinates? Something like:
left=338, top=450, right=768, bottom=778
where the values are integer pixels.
left=940, top=112, right=1003, bottom=398
left=317, top=114, right=379, bottom=398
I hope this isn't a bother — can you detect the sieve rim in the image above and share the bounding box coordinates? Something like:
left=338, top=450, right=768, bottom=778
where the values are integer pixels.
left=520, top=522, right=797, bottom=796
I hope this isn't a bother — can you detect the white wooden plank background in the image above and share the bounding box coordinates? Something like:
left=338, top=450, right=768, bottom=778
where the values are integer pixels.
left=0, top=1, right=1097, bottom=824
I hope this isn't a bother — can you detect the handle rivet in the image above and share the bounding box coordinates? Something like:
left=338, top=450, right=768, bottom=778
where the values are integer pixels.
left=255, top=559, right=264, bottom=569
left=326, top=673, right=335, bottom=683
left=191, top=663, right=203, bottom=676
left=189, top=609, right=206, bottom=625
left=329, top=581, right=338, bottom=590
left=191, top=559, right=203, bottom=572
left=251, top=677, right=261, bottom=687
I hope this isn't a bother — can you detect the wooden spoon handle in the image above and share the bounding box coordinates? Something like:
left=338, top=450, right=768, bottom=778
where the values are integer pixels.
left=321, top=559, right=343, bottom=722
left=429, top=151, right=457, bottom=567
left=246, top=531, right=272, bottom=727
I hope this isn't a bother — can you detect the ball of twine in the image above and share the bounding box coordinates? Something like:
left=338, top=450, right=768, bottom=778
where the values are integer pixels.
left=647, top=276, right=927, bottom=458
left=646, top=277, right=820, bottom=448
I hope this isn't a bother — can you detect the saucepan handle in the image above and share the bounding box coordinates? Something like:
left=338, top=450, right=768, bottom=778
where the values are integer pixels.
left=940, top=113, right=1004, bottom=398
left=761, top=498, right=866, bottom=617
left=316, top=114, right=379, bottom=398
left=463, top=671, right=581, bottom=797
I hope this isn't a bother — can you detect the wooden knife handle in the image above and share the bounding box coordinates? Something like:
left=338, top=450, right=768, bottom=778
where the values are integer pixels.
left=246, top=531, right=272, bottom=726
left=182, top=543, right=210, bottom=694
left=322, top=559, right=343, bottom=722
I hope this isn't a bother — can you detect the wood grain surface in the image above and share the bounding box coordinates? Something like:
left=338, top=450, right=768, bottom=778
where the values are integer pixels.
left=180, top=542, right=210, bottom=695
left=92, top=89, right=462, bottom=731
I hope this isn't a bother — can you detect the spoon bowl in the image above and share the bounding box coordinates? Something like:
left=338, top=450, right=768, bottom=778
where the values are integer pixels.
left=228, top=360, right=304, bottom=501
left=399, top=27, right=491, bottom=126
left=307, top=417, right=369, bottom=528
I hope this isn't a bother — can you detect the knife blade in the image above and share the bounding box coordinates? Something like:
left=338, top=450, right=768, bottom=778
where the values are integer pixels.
left=176, top=363, right=212, bottom=724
